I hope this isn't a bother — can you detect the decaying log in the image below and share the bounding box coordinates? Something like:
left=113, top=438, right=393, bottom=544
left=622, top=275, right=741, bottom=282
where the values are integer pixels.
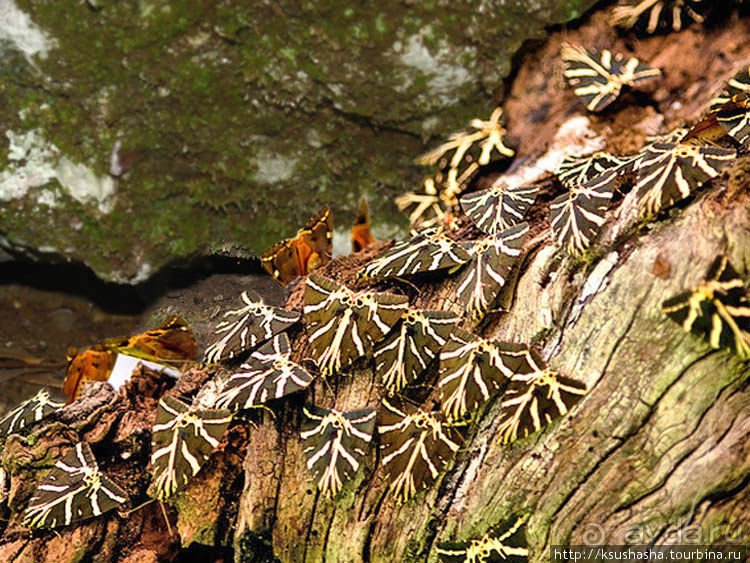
left=1, top=165, right=749, bottom=563
left=226, top=156, right=750, bottom=562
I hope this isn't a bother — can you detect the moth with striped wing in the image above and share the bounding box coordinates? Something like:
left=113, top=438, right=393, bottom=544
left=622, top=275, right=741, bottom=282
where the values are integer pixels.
left=710, top=65, right=750, bottom=111
left=550, top=169, right=619, bottom=256
left=459, top=183, right=538, bottom=235
left=714, top=94, right=750, bottom=147
left=261, top=205, right=333, bottom=286
left=214, top=333, right=314, bottom=411
left=455, top=223, right=529, bottom=319
left=149, top=396, right=232, bottom=499
left=395, top=177, right=451, bottom=230
left=304, top=274, right=408, bottom=375
left=23, top=442, right=127, bottom=529
left=203, top=291, right=300, bottom=364
left=360, top=226, right=471, bottom=280
left=611, top=0, right=708, bottom=34
left=555, top=151, right=635, bottom=189
left=0, top=389, right=64, bottom=439
left=496, top=348, right=586, bottom=444
left=300, top=405, right=376, bottom=498
left=438, top=329, right=531, bottom=420
left=378, top=398, right=464, bottom=503
left=662, top=256, right=750, bottom=360
left=374, top=309, right=459, bottom=394
left=562, top=44, right=661, bottom=112
left=416, top=107, right=515, bottom=199
left=436, top=515, right=529, bottom=563
left=679, top=95, right=750, bottom=148
left=635, top=142, right=736, bottom=217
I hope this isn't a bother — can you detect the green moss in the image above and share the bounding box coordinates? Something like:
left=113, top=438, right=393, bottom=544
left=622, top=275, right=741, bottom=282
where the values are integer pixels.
left=2, top=0, right=598, bottom=282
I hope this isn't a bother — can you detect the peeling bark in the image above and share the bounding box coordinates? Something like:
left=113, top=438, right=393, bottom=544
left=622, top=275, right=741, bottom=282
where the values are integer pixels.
left=1, top=169, right=749, bottom=563
left=228, top=166, right=750, bottom=563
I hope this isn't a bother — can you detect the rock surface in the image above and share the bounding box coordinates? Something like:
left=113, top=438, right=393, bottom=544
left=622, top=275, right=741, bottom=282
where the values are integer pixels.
left=0, top=0, right=595, bottom=283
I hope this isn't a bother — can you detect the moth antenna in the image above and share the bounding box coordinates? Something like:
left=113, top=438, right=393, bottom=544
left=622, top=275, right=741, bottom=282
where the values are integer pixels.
left=392, top=276, right=421, bottom=294
left=319, top=374, right=334, bottom=396
left=121, top=498, right=157, bottom=516
left=397, top=395, right=423, bottom=409
left=159, top=500, right=174, bottom=538
left=254, top=404, right=277, bottom=422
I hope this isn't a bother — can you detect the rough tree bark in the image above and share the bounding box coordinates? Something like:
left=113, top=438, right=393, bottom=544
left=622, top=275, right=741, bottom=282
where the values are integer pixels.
left=1, top=6, right=750, bottom=563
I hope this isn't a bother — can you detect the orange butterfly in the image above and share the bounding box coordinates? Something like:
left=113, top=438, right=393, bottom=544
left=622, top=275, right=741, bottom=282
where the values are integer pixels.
left=351, top=197, right=377, bottom=253
left=64, top=317, right=198, bottom=402
left=261, top=206, right=333, bottom=286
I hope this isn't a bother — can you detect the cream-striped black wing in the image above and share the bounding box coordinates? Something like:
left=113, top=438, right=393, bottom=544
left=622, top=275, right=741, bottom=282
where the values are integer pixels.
left=611, top=0, right=708, bottom=34
left=715, top=94, right=750, bottom=146
left=395, top=177, right=451, bottom=230
left=23, top=442, right=127, bottom=529
left=459, top=183, right=538, bottom=235
left=360, top=227, right=471, bottom=280
left=455, top=223, right=529, bottom=319
left=635, top=142, right=736, bottom=216
left=662, top=256, right=750, bottom=360
left=555, top=151, right=634, bottom=189
left=378, top=398, right=464, bottom=503
left=710, top=65, right=750, bottom=111
left=0, top=389, right=64, bottom=439
left=497, top=349, right=587, bottom=444
left=374, top=310, right=459, bottom=394
left=300, top=405, right=376, bottom=498
left=550, top=169, right=619, bottom=256
left=438, top=329, right=516, bottom=420
left=149, top=396, right=232, bottom=499
left=203, top=290, right=300, bottom=363
left=436, top=515, right=529, bottom=563
left=304, top=274, right=408, bottom=375
left=562, top=44, right=661, bottom=112
left=416, top=107, right=515, bottom=197
left=214, top=334, right=314, bottom=411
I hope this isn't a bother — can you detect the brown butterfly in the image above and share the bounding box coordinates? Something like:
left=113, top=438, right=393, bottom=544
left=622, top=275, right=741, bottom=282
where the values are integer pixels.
left=261, top=206, right=333, bottom=285
left=64, top=316, right=198, bottom=402
left=351, top=197, right=376, bottom=253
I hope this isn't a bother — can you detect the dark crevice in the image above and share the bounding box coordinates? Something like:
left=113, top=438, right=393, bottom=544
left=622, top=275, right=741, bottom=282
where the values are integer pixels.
left=546, top=438, right=622, bottom=531
left=320, top=503, right=337, bottom=563
left=270, top=79, right=423, bottom=141
left=361, top=489, right=389, bottom=563
left=0, top=253, right=265, bottom=315
left=700, top=470, right=750, bottom=506
left=596, top=292, right=648, bottom=382
left=301, top=490, right=319, bottom=563
left=269, top=435, right=285, bottom=535
left=423, top=424, right=489, bottom=556
left=358, top=450, right=384, bottom=522
left=615, top=350, right=716, bottom=438
left=604, top=352, right=728, bottom=516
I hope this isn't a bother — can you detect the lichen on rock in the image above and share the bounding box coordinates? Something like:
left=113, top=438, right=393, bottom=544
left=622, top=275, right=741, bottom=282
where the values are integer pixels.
left=0, top=0, right=597, bottom=283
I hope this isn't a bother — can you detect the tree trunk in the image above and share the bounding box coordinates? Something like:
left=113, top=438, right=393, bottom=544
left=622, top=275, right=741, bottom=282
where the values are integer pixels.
left=228, top=166, right=750, bottom=562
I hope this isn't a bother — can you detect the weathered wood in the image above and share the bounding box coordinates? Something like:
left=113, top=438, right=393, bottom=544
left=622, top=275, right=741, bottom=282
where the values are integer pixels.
left=1, top=170, right=748, bottom=563
left=228, top=158, right=750, bottom=562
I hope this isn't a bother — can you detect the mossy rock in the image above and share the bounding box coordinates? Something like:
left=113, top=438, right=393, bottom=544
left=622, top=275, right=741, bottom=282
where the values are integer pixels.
left=0, top=0, right=596, bottom=283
